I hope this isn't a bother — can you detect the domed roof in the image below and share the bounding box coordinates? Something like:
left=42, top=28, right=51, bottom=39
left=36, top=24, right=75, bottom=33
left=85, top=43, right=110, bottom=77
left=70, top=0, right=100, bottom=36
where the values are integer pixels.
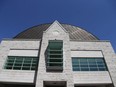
left=14, top=23, right=99, bottom=40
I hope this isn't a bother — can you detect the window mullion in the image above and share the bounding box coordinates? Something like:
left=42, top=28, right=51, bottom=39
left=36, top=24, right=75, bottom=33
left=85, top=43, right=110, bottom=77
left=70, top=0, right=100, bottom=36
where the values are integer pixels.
left=30, top=58, right=33, bottom=70
left=78, top=59, right=80, bottom=71
left=21, top=57, right=25, bottom=70
left=95, top=59, right=99, bottom=71
left=12, top=57, right=16, bottom=70
left=87, top=58, right=90, bottom=71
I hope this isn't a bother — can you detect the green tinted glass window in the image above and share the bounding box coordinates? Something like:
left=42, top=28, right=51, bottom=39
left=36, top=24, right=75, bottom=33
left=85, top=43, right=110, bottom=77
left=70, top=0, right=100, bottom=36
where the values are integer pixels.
left=4, top=56, right=38, bottom=70
left=72, top=58, right=107, bottom=71
left=47, top=40, right=63, bottom=71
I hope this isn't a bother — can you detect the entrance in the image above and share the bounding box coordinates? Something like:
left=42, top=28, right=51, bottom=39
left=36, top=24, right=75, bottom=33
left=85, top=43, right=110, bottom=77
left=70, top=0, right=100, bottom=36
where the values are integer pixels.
left=44, top=81, right=66, bottom=87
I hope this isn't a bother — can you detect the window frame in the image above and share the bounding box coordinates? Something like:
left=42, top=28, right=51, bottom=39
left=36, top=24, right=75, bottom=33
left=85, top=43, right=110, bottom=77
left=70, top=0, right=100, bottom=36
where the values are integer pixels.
left=72, top=57, right=108, bottom=71
left=46, top=40, right=63, bottom=71
left=4, top=56, right=38, bottom=71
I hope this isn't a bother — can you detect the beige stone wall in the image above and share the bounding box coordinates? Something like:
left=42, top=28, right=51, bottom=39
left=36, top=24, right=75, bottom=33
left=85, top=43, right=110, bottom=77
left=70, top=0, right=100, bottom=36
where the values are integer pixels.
left=73, top=72, right=112, bottom=84
left=70, top=41, right=116, bottom=86
left=0, top=39, right=40, bottom=83
left=35, top=21, right=74, bottom=87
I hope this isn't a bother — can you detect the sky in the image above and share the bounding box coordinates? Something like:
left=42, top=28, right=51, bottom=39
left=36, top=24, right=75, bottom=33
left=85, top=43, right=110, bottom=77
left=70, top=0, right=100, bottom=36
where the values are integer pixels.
left=0, top=0, right=116, bottom=52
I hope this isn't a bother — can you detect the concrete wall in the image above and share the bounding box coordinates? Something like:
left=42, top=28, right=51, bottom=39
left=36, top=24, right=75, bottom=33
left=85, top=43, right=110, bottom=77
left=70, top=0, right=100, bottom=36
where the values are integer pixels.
left=71, top=50, right=103, bottom=57
left=70, top=41, right=116, bottom=86
left=0, top=39, right=40, bottom=83
left=8, top=49, right=38, bottom=56
left=73, top=72, right=112, bottom=84
left=0, top=70, right=35, bottom=83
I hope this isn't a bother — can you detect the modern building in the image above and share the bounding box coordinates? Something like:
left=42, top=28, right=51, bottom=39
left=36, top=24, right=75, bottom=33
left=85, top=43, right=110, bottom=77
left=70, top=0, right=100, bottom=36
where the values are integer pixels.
left=0, top=21, right=116, bottom=87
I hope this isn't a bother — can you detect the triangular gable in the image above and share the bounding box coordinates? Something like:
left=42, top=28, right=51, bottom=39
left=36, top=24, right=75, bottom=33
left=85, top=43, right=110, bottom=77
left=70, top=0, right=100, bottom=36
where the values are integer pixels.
left=44, top=20, right=68, bottom=33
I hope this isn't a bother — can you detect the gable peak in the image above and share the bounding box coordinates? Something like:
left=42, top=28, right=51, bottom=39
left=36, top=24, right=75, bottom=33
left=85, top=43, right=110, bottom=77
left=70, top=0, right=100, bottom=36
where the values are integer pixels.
left=44, top=20, right=68, bottom=33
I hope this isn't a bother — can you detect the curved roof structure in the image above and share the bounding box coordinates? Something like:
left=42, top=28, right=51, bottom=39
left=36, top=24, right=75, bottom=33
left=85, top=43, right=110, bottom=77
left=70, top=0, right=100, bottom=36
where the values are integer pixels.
left=14, top=23, right=99, bottom=40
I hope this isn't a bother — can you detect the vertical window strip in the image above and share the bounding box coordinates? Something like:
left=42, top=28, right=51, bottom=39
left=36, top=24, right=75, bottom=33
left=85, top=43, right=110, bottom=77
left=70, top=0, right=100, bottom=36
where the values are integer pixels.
left=46, top=40, right=63, bottom=71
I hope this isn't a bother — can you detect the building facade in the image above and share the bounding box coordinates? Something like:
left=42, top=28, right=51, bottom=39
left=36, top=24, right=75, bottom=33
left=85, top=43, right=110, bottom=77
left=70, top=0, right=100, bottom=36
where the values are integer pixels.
left=0, top=21, right=116, bottom=87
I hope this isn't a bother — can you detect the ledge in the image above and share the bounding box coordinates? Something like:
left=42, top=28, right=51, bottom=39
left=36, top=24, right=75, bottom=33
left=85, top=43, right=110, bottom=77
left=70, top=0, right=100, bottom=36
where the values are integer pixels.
left=70, top=39, right=110, bottom=42
left=2, top=38, right=41, bottom=41
left=46, top=66, right=63, bottom=72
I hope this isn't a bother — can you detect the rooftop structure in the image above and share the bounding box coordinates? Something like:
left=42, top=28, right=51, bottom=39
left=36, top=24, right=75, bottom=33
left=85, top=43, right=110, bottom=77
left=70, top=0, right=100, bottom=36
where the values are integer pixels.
left=14, top=23, right=98, bottom=40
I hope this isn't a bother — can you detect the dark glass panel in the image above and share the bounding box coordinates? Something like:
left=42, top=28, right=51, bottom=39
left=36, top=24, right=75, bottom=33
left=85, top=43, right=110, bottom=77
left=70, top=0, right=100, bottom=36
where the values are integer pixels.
left=99, top=67, right=106, bottom=71
left=31, top=66, right=36, bottom=70
left=73, top=67, right=80, bottom=71
left=24, top=60, right=31, bottom=63
left=5, top=66, right=12, bottom=69
left=73, top=65, right=79, bottom=67
left=7, top=60, right=15, bottom=63
left=80, top=65, right=88, bottom=67
left=89, top=64, right=97, bottom=67
left=98, top=65, right=105, bottom=67
left=48, top=59, right=63, bottom=62
left=81, top=67, right=89, bottom=71
left=32, top=63, right=37, bottom=66
left=48, top=63, right=63, bottom=66
left=13, top=66, right=21, bottom=70
left=22, top=67, right=30, bottom=70
left=6, top=62, right=14, bottom=66
left=14, top=63, right=22, bottom=66
left=90, top=67, right=98, bottom=71
left=23, top=63, right=31, bottom=66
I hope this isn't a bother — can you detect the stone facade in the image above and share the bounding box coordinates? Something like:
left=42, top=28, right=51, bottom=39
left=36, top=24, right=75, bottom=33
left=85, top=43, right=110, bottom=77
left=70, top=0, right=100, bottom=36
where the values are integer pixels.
left=0, top=40, right=40, bottom=83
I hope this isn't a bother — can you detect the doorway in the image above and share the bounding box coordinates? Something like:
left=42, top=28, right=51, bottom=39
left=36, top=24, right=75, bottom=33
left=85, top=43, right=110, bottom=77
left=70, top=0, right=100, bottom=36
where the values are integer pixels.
left=44, top=81, right=66, bottom=87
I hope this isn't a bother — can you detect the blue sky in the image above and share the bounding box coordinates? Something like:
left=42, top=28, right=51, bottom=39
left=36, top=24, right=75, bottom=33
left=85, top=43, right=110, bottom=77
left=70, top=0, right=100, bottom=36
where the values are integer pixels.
left=0, top=0, right=116, bottom=52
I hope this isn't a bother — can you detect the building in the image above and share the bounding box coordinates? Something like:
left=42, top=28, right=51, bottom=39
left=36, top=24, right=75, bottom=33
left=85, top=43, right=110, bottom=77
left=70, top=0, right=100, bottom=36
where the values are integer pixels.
left=0, top=21, right=116, bottom=87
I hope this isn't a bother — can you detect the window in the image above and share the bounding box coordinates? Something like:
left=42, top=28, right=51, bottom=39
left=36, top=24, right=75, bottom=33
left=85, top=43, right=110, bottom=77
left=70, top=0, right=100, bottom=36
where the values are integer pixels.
left=72, top=58, right=107, bottom=71
left=4, top=56, right=38, bottom=70
left=47, top=40, right=63, bottom=71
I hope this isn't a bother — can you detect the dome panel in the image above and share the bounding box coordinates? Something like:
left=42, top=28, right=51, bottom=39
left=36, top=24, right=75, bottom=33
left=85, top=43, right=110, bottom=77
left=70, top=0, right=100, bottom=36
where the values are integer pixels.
left=14, top=23, right=99, bottom=40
